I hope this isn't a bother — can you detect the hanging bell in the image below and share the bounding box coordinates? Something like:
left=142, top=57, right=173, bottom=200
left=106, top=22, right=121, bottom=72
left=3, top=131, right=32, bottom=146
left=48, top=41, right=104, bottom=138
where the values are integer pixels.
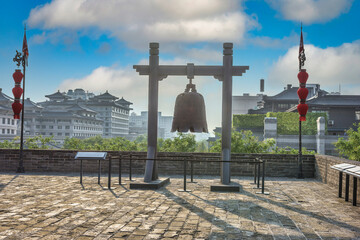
left=171, top=80, right=208, bottom=133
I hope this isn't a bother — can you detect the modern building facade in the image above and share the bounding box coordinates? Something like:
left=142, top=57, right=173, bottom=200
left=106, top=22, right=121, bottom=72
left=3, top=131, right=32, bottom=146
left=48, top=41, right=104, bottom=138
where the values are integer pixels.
left=0, top=88, right=132, bottom=143
left=0, top=89, right=18, bottom=140
left=129, top=111, right=175, bottom=139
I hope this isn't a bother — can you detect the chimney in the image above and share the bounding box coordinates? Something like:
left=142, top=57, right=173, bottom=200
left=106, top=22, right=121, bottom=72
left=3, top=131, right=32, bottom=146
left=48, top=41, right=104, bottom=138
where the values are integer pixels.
left=260, top=79, right=264, bottom=92
left=287, top=84, right=292, bottom=90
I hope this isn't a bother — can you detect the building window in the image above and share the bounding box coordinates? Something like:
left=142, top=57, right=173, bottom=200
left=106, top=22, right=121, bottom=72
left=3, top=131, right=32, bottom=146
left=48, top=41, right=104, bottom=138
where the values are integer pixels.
left=2, top=129, right=4, bottom=134
left=356, top=111, right=360, bottom=120
left=65, top=126, right=70, bottom=129
left=58, top=126, right=62, bottom=129
left=7, top=129, right=10, bottom=134
left=2, top=118, right=5, bottom=124
left=57, top=133, right=62, bottom=136
left=7, top=118, right=10, bottom=124
left=65, top=133, right=70, bottom=136
left=49, top=126, right=53, bottom=129
left=11, top=130, right=14, bottom=134
left=11, top=120, right=14, bottom=125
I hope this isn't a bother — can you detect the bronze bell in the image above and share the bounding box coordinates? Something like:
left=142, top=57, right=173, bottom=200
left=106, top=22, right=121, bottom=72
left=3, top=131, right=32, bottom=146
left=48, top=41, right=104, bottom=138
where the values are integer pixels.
left=171, top=80, right=208, bottom=133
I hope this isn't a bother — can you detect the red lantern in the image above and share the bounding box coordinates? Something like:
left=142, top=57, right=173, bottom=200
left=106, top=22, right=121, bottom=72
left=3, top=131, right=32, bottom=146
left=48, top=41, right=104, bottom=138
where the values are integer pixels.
left=13, top=69, right=23, bottom=84
left=12, top=102, right=22, bottom=119
left=297, top=103, right=308, bottom=121
left=298, top=69, right=308, bottom=84
left=297, top=87, right=308, bottom=101
left=12, top=86, right=23, bottom=99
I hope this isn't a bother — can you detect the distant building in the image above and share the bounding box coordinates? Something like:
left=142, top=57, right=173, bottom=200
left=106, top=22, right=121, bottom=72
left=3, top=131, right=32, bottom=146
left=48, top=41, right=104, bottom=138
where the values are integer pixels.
left=232, top=93, right=263, bottom=115
left=287, top=94, right=360, bottom=135
left=248, top=84, right=327, bottom=114
left=39, top=90, right=132, bottom=138
left=0, top=89, right=17, bottom=139
left=66, top=88, right=95, bottom=100
left=86, top=91, right=132, bottom=138
left=129, top=111, right=175, bottom=139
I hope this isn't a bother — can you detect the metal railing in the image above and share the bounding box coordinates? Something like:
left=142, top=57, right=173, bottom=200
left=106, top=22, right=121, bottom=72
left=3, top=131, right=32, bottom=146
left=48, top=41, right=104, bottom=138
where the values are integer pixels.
left=109, top=154, right=267, bottom=194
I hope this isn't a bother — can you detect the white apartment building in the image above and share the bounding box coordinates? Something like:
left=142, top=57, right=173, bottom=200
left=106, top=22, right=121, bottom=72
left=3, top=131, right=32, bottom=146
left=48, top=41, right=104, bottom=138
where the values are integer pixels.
left=129, top=111, right=176, bottom=139
left=0, top=89, right=18, bottom=140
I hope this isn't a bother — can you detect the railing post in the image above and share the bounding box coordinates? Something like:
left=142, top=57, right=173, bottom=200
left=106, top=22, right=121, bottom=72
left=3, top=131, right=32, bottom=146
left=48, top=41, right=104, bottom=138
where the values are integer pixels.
left=119, top=155, right=122, bottom=185
left=261, top=160, right=265, bottom=194
left=129, top=154, right=132, bottom=181
left=98, top=159, right=101, bottom=184
left=184, top=159, right=187, bottom=191
left=257, top=162, right=260, bottom=188
left=353, top=177, right=357, bottom=206
left=108, top=156, right=111, bottom=189
left=345, top=174, right=350, bottom=201
left=338, top=172, right=343, bottom=198
left=190, top=156, right=194, bottom=183
left=80, top=159, right=83, bottom=184
left=254, top=160, right=257, bottom=184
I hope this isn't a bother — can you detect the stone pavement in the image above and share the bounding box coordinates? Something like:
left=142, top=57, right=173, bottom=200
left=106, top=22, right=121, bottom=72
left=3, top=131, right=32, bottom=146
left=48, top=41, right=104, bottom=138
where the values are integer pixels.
left=0, top=173, right=359, bottom=240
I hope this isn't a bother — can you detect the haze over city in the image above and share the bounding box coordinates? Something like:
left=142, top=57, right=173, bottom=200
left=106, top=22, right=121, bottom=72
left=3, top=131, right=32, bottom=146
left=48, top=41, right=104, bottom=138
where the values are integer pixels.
left=1, top=0, right=359, bottom=132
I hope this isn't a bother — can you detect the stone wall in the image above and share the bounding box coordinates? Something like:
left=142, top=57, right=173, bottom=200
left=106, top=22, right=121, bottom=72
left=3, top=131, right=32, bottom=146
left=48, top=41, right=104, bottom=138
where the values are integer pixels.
left=315, top=154, right=360, bottom=205
left=0, top=149, right=315, bottom=178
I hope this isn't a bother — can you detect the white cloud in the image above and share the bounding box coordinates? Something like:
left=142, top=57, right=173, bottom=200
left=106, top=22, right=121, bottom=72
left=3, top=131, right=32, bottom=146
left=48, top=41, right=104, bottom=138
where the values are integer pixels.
left=268, top=41, right=360, bottom=93
left=27, top=0, right=258, bottom=48
left=266, top=0, right=353, bottom=24
left=57, top=60, right=224, bottom=133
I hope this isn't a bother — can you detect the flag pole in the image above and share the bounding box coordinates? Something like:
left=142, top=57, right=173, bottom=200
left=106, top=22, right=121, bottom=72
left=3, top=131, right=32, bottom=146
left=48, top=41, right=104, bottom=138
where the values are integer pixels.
left=14, top=25, right=28, bottom=173
left=298, top=23, right=304, bottom=179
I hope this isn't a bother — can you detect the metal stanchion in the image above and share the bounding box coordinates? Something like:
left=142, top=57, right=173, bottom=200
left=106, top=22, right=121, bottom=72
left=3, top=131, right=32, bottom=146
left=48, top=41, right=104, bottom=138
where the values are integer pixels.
left=98, top=159, right=101, bottom=184
left=189, top=156, right=197, bottom=183
left=108, top=156, right=111, bottom=189
left=126, top=154, right=133, bottom=182
left=256, top=160, right=269, bottom=195
left=338, top=172, right=343, bottom=198
left=252, top=161, right=257, bottom=185
left=253, top=161, right=261, bottom=189
left=179, top=159, right=191, bottom=192
left=353, top=177, right=357, bottom=206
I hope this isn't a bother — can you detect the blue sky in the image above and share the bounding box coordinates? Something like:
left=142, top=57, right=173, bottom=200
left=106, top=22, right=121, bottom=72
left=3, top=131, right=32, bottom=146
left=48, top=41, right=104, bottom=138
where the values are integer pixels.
left=1, top=0, right=359, bottom=132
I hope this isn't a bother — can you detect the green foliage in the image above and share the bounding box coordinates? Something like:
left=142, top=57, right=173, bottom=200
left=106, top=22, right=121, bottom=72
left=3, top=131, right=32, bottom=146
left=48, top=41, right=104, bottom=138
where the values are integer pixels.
left=233, top=112, right=327, bottom=135
left=158, top=133, right=196, bottom=152
left=271, top=146, right=315, bottom=155
left=266, top=112, right=327, bottom=135
left=233, top=114, right=264, bottom=129
left=334, top=123, right=360, bottom=161
left=0, top=136, right=20, bottom=149
left=209, top=130, right=276, bottom=153
left=0, top=136, right=55, bottom=149
left=196, top=140, right=209, bottom=152
left=133, top=135, right=147, bottom=152
left=62, top=135, right=137, bottom=151
left=24, top=135, right=55, bottom=149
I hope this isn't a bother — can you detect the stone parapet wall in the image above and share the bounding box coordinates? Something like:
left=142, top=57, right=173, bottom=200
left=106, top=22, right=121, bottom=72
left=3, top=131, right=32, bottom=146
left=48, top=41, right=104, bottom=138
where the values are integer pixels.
left=315, top=155, right=360, bottom=205
left=0, top=149, right=315, bottom=178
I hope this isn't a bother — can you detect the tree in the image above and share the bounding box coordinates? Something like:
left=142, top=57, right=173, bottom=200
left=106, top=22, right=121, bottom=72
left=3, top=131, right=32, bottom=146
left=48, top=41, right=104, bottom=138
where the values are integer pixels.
left=158, top=133, right=196, bottom=152
left=209, top=130, right=276, bottom=153
left=24, top=135, right=55, bottom=149
left=0, top=136, right=20, bottom=149
left=334, top=123, right=360, bottom=161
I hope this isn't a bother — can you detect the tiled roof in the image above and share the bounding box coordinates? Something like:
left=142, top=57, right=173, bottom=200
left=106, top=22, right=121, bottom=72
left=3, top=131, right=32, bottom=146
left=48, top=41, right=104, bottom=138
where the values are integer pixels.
left=45, top=90, right=70, bottom=99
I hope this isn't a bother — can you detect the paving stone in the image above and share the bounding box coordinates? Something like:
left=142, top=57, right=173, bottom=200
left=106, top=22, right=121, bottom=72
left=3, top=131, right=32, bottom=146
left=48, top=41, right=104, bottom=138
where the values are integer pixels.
left=0, top=174, right=359, bottom=239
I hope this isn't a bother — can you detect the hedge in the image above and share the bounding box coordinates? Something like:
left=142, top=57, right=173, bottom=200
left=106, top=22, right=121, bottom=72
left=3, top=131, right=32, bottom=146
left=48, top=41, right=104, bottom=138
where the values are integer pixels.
left=233, top=112, right=328, bottom=135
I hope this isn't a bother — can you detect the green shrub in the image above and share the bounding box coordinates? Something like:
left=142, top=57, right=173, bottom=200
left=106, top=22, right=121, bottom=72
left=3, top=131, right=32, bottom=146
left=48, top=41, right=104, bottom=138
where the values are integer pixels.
left=334, top=123, right=360, bottom=161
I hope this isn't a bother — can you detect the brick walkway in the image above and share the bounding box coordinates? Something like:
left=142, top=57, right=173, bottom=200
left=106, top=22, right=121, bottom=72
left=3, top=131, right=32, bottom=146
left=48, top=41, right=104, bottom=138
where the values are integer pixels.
left=0, top=173, right=359, bottom=240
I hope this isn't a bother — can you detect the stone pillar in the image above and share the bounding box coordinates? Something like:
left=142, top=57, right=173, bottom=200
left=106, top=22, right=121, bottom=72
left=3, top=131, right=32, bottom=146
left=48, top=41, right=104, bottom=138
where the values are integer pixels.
left=316, top=117, right=325, bottom=155
left=264, top=117, right=277, bottom=141
left=221, top=43, right=233, bottom=185
left=144, top=43, right=159, bottom=182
